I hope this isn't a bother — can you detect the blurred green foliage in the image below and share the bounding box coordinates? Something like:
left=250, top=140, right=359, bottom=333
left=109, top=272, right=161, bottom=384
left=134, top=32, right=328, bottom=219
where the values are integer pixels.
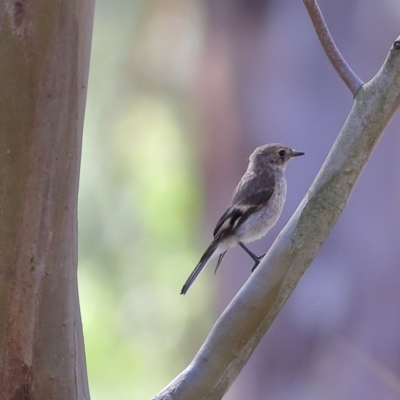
left=78, top=1, right=211, bottom=399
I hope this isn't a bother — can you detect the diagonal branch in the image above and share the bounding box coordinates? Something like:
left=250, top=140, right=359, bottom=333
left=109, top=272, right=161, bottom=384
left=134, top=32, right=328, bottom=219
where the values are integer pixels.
left=152, top=36, right=400, bottom=400
left=303, top=0, right=364, bottom=96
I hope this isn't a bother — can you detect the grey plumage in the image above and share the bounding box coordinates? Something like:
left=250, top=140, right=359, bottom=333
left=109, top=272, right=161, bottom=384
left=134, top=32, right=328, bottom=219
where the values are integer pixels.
left=181, top=143, right=304, bottom=295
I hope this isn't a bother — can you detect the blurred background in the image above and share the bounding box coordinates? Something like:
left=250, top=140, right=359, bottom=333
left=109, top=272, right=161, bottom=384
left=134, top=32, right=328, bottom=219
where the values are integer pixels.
left=78, top=1, right=400, bottom=399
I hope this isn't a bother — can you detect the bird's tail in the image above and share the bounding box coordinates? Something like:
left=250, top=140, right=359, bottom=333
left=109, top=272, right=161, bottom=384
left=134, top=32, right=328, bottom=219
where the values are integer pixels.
left=214, top=252, right=226, bottom=275
left=181, top=239, right=219, bottom=295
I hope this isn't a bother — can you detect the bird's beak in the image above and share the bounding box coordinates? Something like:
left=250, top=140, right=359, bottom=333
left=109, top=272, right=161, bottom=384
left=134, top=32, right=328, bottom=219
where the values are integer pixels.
left=292, top=151, right=305, bottom=157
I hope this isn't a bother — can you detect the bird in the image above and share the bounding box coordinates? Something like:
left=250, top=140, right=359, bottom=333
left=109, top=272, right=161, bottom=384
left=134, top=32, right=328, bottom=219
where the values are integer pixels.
left=180, top=143, right=304, bottom=295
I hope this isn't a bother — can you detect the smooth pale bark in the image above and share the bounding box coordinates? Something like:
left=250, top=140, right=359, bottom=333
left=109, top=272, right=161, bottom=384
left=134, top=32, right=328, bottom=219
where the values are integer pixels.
left=152, top=37, right=400, bottom=400
left=0, top=1, right=94, bottom=399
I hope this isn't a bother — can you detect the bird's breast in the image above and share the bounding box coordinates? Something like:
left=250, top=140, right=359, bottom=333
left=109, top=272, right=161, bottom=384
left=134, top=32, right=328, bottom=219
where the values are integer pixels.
left=238, top=177, right=287, bottom=243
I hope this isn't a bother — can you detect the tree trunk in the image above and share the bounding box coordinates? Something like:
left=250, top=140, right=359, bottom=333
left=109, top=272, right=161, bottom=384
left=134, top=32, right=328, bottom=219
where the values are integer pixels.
left=0, top=1, right=94, bottom=398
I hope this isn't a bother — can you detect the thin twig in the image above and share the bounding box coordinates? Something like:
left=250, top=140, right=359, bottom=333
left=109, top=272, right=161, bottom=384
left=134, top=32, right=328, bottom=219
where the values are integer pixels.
left=303, top=0, right=363, bottom=96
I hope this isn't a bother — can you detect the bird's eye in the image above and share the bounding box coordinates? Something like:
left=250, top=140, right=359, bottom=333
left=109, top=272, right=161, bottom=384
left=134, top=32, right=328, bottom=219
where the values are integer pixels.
left=278, top=150, right=286, bottom=157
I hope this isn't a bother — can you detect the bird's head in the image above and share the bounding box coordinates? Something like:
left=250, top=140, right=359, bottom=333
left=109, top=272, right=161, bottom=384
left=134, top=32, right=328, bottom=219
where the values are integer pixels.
left=249, top=143, right=305, bottom=170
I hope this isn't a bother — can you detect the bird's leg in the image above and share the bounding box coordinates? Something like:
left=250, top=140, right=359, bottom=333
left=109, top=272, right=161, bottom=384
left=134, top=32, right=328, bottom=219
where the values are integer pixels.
left=238, top=242, right=265, bottom=271
left=238, top=241, right=259, bottom=262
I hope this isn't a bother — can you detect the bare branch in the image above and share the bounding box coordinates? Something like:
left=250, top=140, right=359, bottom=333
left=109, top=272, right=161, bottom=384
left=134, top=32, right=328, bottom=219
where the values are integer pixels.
left=303, top=0, right=364, bottom=96
left=153, top=36, right=400, bottom=400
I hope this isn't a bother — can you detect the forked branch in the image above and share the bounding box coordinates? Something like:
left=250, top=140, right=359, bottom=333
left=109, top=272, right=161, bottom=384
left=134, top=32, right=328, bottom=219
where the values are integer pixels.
left=303, top=0, right=364, bottom=96
left=152, top=6, right=400, bottom=400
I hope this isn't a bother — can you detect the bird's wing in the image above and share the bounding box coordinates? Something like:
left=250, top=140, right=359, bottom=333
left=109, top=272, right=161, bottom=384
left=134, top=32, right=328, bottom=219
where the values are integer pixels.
left=213, top=170, right=275, bottom=239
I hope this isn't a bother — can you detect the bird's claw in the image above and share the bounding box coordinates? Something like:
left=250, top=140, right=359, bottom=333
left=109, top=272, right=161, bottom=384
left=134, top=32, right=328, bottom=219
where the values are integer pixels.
left=251, top=252, right=266, bottom=272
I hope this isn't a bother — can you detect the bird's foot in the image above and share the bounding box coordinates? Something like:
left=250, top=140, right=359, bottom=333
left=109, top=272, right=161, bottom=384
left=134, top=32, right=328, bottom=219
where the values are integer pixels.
left=251, top=253, right=266, bottom=272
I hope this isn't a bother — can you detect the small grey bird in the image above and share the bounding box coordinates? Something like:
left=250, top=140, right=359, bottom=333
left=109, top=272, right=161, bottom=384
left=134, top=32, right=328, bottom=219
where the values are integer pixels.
left=181, top=143, right=304, bottom=295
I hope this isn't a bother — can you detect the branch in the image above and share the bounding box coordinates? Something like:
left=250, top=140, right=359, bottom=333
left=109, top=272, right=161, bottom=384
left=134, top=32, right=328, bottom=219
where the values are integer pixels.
left=303, top=0, right=364, bottom=96
left=152, top=36, right=400, bottom=400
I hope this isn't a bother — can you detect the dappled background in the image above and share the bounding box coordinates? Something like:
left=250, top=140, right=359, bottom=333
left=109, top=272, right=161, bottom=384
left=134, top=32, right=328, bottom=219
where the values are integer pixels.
left=78, top=1, right=400, bottom=399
